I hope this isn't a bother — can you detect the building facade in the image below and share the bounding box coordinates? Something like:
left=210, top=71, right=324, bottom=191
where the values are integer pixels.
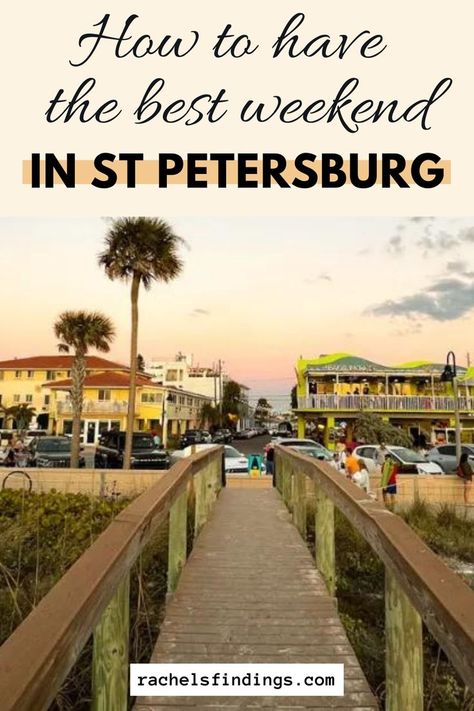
left=0, top=355, right=211, bottom=444
left=147, top=353, right=226, bottom=402
left=294, top=353, right=474, bottom=448
left=0, top=355, right=131, bottom=430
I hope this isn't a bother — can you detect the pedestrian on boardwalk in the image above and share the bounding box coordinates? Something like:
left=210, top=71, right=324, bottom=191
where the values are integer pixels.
left=457, top=452, right=473, bottom=505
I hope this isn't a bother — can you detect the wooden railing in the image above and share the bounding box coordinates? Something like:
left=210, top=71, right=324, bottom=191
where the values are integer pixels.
left=275, top=445, right=474, bottom=711
left=0, top=447, right=223, bottom=711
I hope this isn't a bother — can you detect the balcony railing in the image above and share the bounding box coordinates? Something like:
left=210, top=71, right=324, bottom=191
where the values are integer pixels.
left=57, top=400, right=129, bottom=415
left=297, top=394, right=474, bottom=413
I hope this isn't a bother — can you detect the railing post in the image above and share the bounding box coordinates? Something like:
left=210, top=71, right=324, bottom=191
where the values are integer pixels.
left=282, top=458, right=292, bottom=508
left=292, top=471, right=306, bottom=538
left=315, top=483, right=336, bottom=596
left=168, top=488, right=188, bottom=593
left=385, top=569, right=423, bottom=711
left=92, top=573, right=130, bottom=711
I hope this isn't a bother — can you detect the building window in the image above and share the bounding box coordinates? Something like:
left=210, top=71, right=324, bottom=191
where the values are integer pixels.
left=15, top=371, right=22, bottom=379
left=13, top=394, right=20, bottom=403
left=25, top=394, right=33, bottom=403
left=46, top=371, right=56, bottom=381
left=142, top=392, right=160, bottom=403
left=44, top=395, right=50, bottom=405
left=187, top=397, right=193, bottom=406
left=179, top=396, right=185, bottom=405
left=27, top=370, right=34, bottom=379
left=98, top=390, right=111, bottom=401
left=166, top=369, right=178, bottom=382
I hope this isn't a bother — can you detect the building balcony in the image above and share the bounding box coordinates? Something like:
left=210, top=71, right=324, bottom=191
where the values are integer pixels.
left=297, top=394, right=474, bottom=414
left=57, top=400, right=130, bottom=415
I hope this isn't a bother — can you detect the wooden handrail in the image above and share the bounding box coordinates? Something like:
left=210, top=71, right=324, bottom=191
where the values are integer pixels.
left=275, top=445, right=474, bottom=693
left=0, top=447, right=222, bottom=711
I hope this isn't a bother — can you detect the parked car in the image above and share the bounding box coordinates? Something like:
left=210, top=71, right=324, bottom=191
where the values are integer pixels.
left=200, top=430, right=212, bottom=444
left=170, top=443, right=248, bottom=475
left=235, top=429, right=251, bottom=440
left=271, top=437, right=323, bottom=449
left=23, top=430, right=49, bottom=447
left=223, top=445, right=249, bottom=475
left=95, top=431, right=170, bottom=470
left=212, top=428, right=233, bottom=444
left=426, top=444, right=474, bottom=473
left=289, top=444, right=334, bottom=462
left=180, top=430, right=205, bottom=448
left=353, top=445, right=443, bottom=475
left=28, top=436, right=86, bottom=468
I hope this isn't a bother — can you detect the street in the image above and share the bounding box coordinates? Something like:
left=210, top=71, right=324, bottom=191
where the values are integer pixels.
left=232, top=434, right=271, bottom=456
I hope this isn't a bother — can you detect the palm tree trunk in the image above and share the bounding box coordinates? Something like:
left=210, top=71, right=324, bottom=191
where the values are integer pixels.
left=71, top=352, right=86, bottom=468
left=124, top=273, right=140, bottom=468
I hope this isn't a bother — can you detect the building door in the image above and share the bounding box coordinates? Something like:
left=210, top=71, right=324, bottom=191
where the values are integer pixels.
left=86, top=421, right=98, bottom=444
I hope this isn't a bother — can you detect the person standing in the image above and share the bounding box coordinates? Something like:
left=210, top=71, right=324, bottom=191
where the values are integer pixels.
left=353, top=459, right=370, bottom=493
left=345, top=447, right=360, bottom=479
left=374, top=443, right=388, bottom=473
left=457, top=452, right=473, bottom=505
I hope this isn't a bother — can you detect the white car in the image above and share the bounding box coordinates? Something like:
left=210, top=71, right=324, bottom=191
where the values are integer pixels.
left=353, top=445, right=444, bottom=475
left=170, top=444, right=250, bottom=475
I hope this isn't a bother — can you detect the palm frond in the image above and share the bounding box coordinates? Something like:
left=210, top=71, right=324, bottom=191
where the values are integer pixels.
left=99, top=217, right=185, bottom=289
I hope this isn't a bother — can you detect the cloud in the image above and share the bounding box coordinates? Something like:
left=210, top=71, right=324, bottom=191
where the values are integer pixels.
left=190, top=308, right=210, bottom=317
left=304, top=273, right=333, bottom=284
left=446, top=261, right=474, bottom=278
left=387, top=234, right=404, bottom=255
left=368, top=277, right=474, bottom=322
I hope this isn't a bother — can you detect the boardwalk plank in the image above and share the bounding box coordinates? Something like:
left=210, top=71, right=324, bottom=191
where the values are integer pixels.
left=135, top=489, right=377, bottom=710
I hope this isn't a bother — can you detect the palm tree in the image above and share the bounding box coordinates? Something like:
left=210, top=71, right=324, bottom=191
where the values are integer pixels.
left=99, top=217, right=184, bottom=468
left=54, top=311, right=115, bottom=468
left=5, top=404, right=36, bottom=431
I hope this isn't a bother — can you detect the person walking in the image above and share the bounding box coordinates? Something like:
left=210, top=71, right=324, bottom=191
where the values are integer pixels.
left=457, top=452, right=473, bottom=505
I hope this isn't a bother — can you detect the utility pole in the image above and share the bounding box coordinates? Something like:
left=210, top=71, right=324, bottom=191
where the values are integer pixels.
left=213, top=362, right=217, bottom=408
left=218, top=359, right=223, bottom=427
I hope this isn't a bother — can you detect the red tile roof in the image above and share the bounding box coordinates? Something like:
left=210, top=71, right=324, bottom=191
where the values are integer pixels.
left=0, top=355, right=129, bottom=370
left=46, top=371, right=158, bottom=389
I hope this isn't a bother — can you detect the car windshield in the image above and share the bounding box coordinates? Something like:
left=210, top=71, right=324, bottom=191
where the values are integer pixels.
left=225, top=446, right=242, bottom=458
left=390, top=447, right=426, bottom=463
left=37, top=439, right=71, bottom=453
left=132, top=435, right=154, bottom=450
left=292, top=446, right=330, bottom=460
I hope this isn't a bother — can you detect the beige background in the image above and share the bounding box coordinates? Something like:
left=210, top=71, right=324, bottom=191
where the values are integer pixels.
left=1, top=1, right=472, bottom=215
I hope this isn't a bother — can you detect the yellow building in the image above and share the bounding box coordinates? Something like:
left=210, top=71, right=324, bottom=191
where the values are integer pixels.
left=294, top=353, right=474, bottom=447
left=0, top=355, right=212, bottom=443
left=47, top=370, right=211, bottom=444
left=0, top=355, right=130, bottom=430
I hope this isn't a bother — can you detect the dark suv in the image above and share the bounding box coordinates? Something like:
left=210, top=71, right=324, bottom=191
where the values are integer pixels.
left=212, top=428, right=233, bottom=444
left=95, top=431, right=170, bottom=470
left=28, top=436, right=85, bottom=468
left=180, top=430, right=205, bottom=449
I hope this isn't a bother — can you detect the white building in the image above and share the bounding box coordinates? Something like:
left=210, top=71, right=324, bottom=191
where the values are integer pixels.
left=147, top=354, right=252, bottom=430
left=147, top=354, right=227, bottom=404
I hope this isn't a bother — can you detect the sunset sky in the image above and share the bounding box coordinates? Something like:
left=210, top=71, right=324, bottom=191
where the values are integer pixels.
left=1, top=216, right=473, bottom=409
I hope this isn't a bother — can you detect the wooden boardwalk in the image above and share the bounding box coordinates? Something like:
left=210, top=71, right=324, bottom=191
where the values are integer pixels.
left=136, top=488, right=377, bottom=710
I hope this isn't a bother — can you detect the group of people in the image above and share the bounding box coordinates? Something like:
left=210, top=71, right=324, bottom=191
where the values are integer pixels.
left=1, top=433, right=29, bottom=467
left=335, top=442, right=397, bottom=503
